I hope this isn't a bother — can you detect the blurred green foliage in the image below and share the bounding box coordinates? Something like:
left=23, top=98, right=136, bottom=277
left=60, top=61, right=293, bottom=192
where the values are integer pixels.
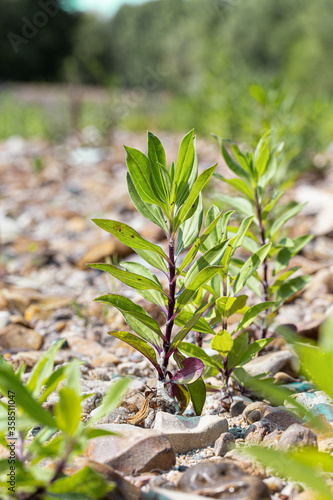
left=1, top=0, right=333, bottom=171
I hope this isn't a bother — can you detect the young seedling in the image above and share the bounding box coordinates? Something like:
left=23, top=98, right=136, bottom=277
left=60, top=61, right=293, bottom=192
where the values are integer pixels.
left=89, top=130, right=226, bottom=414
left=213, top=131, right=312, bottom=337
left=0, top=340, right=130, bottom=499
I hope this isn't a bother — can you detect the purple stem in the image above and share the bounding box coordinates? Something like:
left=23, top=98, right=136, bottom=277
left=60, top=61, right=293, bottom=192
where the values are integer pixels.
left=255, top=191, right=269, bottom=338
left=160, top=231, right=176, bottom=379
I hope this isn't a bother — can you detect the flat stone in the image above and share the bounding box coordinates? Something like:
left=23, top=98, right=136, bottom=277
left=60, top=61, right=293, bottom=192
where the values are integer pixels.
left=243, top=350, right=299, bottom=377
left=85, top=424, right=175, bottom=474
left=0, top=324, right=43, bottom=350
left=153, top=412, right=228, bottom=454
left=277, top=423, right=317, bottom=450
left=214, top=432, right=235, bottom=456
left=177, top=462, right=270, bottom=499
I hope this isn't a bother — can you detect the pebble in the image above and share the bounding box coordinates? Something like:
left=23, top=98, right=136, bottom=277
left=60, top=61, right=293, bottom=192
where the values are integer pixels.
left=263, top=476, right=284, bottom=493
left=0, top=323, right=43, bottom=350
left=277, top=423, right=317, bottom=450
left=230, top=400, right=246, bottom=417
left=85, top=423, right=175, bottom=474
left=243, top=402, right=268, bottom=424
left=153, top=412, right=228, bottom=454
left=214, top=432, right=235, bottom=456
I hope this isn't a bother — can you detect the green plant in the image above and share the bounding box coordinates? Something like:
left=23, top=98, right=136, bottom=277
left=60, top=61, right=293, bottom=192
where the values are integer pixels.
left=214, top=131, right=312, bottom=337
left=242, top=318, right=333, bottom=500
left=0, top=339, right=130, bottom=499
left=177, top=206, right=273, bottom=404
left=89, top=130, right=227, bottom=414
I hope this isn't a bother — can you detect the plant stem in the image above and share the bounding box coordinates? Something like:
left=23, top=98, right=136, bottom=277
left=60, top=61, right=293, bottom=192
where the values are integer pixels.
left=255, top=190, right=269, bottom=338
left=161, top=230, right=176, bottom=379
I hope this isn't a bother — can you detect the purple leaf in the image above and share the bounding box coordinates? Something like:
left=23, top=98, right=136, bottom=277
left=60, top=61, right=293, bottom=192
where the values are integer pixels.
left=168, top=357, right=204, bottom=385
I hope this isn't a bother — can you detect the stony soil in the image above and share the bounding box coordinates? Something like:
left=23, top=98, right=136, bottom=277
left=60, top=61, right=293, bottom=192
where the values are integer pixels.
left=1, top=131, right=333, bottom=499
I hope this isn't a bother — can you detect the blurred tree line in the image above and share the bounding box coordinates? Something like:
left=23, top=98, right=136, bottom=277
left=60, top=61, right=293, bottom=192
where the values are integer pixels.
left=1, top=0, right=333, bottom=94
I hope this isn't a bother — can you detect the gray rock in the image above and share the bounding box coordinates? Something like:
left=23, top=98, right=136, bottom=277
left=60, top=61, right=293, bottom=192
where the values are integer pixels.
left=244, top=350, right=299, bottom=377
left=177, top=462, right=270, bottom=499
left=214, top=432, right=235, bottom=456
left=230, top=400, right=246, bottom=417
left=153, top=412, right=228, bottom=454
left=277, top=423, right=317, bottom=450
left=85, top=423, right=175, bottom=474
left=262, top=408, right=301, bottom=431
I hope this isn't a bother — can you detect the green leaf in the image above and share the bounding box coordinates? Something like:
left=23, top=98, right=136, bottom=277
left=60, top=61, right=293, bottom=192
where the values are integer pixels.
left=175, top=309, right=215, bottom=335
left=211, top=329, right=233, bottom=357
left=171, top=129, right=195, bottom=205
left=186, top=376, right=206, bottom=416
left=124, top=145, right=161, bottom=205
left=232, top=216, right=255, bottom=250
left=148, top=132, right=170, bottom=203
left=185, top=240, right=229, bottom=285
left=233, top=243, right=271, bottom=294
left=228, top=331, right=249, bottom=369
left=127, top=173, right=167, bottom=232
left=216, top=295, right=248, bottom=318
left=273, top=275, right=311, bottom=310
left=38, top=366, right=67, bottom=404
left=108, top=331, right=159, bottom=369
left=269, top=267, right=300, bottom=294
left=48, top=466, right=112, bottom=498
left=215, top=174, right=254, bottom=200
left=176, top=266, right=222, bottom=310
left=173, top=164, right=217, bottom=231
left=235, top=301, right=274, bottom=332
left=253, top=131, right=270, bottom=178
left=222, top=142, right=250, bottom=181
left=92, top=219, right=168, bottom=262
left=274, top=235, right=314, bottom=275
left=88, top=377, right=130, bottom=425
left=26, top=339, right=65, bottom=397
left=176, top=195, right=203, bottom=254
left=236, top=338, right=273, bottom=366
left=217, top=194, right=254, bottom=217
left=95, top=294, right=163, bottom=347
left=147, top=131, right=166, bottom=167
left=54, top=387, right=81, bottom=436
left=0, top=365, right=55, bottom=428
left=179, top=342, right=221, bottom=371
left=121, top=261, right=167, bottom=309
left=65, top=359, right=82, bottom=395
left=269, top=203, right=307, bottom=239
left=134, top=248, right=169, bottom=274
left=262, top=191, right=284, bottom=220
left=88, top=263, right=168, bottom=297
left=171, top=303, right=210, bottom=352
left=178, top=209, right=228, bottom=272
left=319, top=316, right=333, bottom=354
